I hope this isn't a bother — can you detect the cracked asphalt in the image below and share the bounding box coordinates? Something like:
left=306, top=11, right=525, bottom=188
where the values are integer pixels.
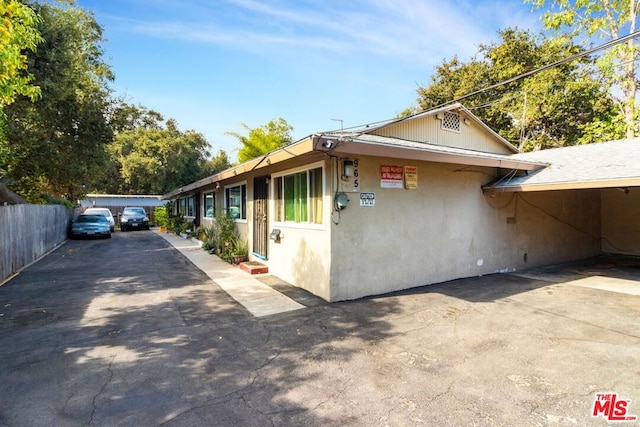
left=1, top=230, right=640, bottom=426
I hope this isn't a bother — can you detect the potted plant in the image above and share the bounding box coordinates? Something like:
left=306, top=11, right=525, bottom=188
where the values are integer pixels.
left=231, top=237, right=249, bottom=264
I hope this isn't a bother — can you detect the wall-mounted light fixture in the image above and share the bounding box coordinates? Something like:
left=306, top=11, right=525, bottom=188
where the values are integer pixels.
left=342, top=160, right=354, bottom=179
left=322, top=140, right=334, bottom=149
left=215, top=182, right=220, bottom=190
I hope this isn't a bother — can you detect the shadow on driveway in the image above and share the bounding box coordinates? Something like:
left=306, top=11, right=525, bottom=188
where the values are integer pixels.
left=1, top=234, right=639, bottom=426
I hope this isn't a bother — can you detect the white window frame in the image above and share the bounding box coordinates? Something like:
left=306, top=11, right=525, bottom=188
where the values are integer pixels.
left=224, top=181, right=247, bottom=222
left=272, top=161, right=326, bottom=229
left=203, top=191, right=215, bottom=219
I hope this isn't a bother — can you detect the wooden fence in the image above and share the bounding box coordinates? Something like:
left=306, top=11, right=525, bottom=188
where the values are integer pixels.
left=0, top=204, right=74, bottom=284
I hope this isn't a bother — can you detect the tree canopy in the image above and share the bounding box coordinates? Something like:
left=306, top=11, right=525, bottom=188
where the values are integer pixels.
left=528, top=0, right=639, bottom=138
left=0, top=0, right=42, bottom=107
left=105, top=104, right=212, bottom=195
left=227, top=118, right=294, bottom=163
left=2, top=1, right=114, bottom=202
left=415, top=28, right=619, bottom=150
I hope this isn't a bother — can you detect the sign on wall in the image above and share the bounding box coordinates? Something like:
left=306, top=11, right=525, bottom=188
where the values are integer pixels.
left=404, top=166, right=418, bottom=189
left=380, top=165, right=403, bottom=188
left=360, top=192, right=375, bottom=207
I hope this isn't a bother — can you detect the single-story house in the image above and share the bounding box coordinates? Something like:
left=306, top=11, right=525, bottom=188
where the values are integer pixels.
left=163, top=103, right=640, bottom=302
left=79, top=194, right=167, bottom=224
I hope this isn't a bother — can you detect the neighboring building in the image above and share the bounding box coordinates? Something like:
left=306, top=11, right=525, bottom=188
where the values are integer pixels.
left=79, top=194, right=167, bottom=224
left=163, top=103, right=640, bottom=302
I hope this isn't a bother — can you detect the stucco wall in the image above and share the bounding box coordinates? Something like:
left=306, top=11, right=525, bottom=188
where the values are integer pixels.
left=601, top=187, right=640, bottom=256
left=329, top=157, right=601, bottom=301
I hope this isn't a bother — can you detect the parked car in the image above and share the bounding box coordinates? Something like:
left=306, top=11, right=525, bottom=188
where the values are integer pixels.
left=120, top=207, right=150, bottom=231
left=83, top=207, right=115, bottom=232
left=69, top=214, right=112, bottom=239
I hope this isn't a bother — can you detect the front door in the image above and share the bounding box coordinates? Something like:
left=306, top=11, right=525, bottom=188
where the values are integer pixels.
left=253, top=176, right=269, bottom=259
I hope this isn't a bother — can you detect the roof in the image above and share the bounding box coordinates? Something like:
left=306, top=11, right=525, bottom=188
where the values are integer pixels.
left=163, top=104, right=540, bottom=199
left=0, top=184, right=27, bottom=205
left=334, top=103, right=518, bottom=154
left=483, top=138, right=640, bottom=193
left=314, top=133, right=544, bottom=171
left=86, top=194, right=163, bottom=199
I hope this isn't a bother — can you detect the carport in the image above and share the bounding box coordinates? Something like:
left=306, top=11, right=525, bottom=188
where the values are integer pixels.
left=483, top=138, right=640, bottom=258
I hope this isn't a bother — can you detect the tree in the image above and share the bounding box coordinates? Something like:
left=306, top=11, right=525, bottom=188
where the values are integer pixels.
left=528, top=0, right=639, bottom=138
left=204, top=149, right=233, bottom=176
left=227, top=118, right=294, bottom=163
left=108, top=114, right=211, bottom=194
left=416, top=28, right=618, bottom=150
left=2, top=1, right=113, bottom=202
left=0, top=0, right=42, bottom=107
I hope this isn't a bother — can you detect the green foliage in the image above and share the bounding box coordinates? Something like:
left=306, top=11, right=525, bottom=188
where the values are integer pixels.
left=203, top=149, right=233, bottom=176
left=196, top=225, right=217, bottom=251
left=416, top=28, right=617, bottom=150
left=227, top=118, right=293, bottom=163
left=527, top=0, right=639, bottom=138
left=154, top=204, right=170, bottom=227
left=0, top=0, right=43, bottom=106
left=168, top=215, right=186, bottom=235
left=2, top=1, right=113, bottom=203
left=231, top=236, right=248, bottom=256
left=106, top=107, right=211, bottom=194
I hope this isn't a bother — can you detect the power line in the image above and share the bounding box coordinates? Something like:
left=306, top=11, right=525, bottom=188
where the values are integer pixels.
left=440, top=29, right=640, bottom=107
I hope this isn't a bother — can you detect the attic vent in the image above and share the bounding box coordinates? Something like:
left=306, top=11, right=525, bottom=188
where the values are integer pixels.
left=441, top=112, right=460, bottom=132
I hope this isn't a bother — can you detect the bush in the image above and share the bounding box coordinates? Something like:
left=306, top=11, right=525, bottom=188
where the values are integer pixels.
left=154, top=205, right=169, bottom=228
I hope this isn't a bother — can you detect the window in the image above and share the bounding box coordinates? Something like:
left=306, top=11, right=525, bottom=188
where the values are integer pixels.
left=186, top=195, right=195, bottom=217
left=225, top=184, right=246, bottom=220
left=179, top=198, right=187, bottom=216
left=204, top=192, right=215, bottom=218
left=275, top=166, right=323, bottom=224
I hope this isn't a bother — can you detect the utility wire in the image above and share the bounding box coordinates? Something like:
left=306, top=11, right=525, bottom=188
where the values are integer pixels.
left=438, top=29, right=640, bottom=108
left=323, top=29, right=640, bottom=134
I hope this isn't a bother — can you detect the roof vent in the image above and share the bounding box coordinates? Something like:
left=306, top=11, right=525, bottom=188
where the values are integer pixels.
left=441, top=112, right=460, bottom=132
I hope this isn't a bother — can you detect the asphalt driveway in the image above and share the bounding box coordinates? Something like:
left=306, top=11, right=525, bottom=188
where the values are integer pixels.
left=1, top=230, right=639, bottom=426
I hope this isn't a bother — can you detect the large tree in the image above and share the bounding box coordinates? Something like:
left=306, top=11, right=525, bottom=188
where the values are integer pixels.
left=107, top=107, right=212, bottom=195
left=0, top=0, right=42, bottom=107
left=416, top=28, right=619, bottom=150
left=2, top=1, right=113, bottom=202
left=227, top=118, right=294, bottom=163
left=528, top=0, right=639, bottom=138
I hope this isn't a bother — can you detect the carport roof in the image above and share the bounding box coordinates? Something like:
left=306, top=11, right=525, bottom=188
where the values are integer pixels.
left=483, top=138, right=640, bottom=193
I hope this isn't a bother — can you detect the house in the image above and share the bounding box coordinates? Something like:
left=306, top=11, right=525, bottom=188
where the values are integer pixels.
left=163, top=103, right=640, bottom=302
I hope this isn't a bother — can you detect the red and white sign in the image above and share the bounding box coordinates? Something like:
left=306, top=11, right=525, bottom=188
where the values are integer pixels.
left=592, top=393, right=637, bottom=422
left=380, top=165, right=403, bottom=188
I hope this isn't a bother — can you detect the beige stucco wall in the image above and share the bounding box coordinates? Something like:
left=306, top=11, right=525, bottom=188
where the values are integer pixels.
left=263, top=159, right=333, bottom=300
left=329, top=156, right=601, bottom=301
left=601, top=187, right=640, bottom=256
left=196, top=158, right=334, bottom=301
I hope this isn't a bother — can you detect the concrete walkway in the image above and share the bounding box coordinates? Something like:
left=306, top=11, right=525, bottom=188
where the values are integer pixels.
left=154, top=230, right=306, bottom=317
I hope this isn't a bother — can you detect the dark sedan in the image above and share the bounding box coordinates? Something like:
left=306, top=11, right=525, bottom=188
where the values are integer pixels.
left=69, top=214, right=112, bottom=239
left=120, top=207, right=150, bottom=231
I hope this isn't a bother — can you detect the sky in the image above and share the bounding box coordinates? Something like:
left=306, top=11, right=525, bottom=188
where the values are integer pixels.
left=74, top=0, right=544, bottom=160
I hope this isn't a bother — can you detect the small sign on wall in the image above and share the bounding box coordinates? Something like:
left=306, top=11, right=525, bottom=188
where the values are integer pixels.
left=404, top=166, right=418, bottom=189
left=360, top=192, right=375, bottom=207
left=380, top=165, right=403, bottom=188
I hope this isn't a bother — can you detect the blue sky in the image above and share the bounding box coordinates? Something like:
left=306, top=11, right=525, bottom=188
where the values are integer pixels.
left=74, top=0, right=543, bottom=160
